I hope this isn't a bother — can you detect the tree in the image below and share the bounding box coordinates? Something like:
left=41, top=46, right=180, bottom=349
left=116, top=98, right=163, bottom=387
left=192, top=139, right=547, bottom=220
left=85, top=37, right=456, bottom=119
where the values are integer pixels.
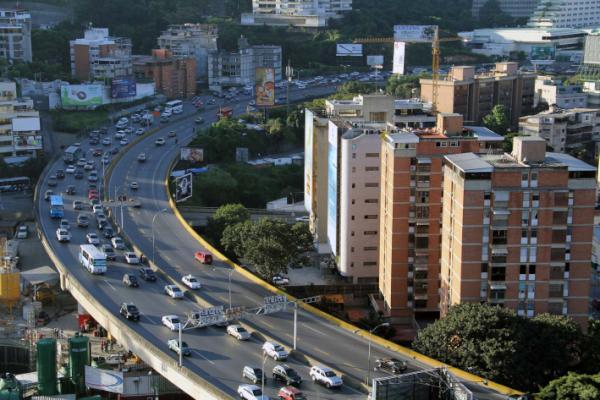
left=206, top=203, right=250, bottom=244
left=502, top=132, right=522, bottom=152
left=385, top=74, right=422, bottom=98
left=483, top=105, right=510, bottom=135
left=193, top=167, right=238, bottom=206
left=478, top=0, right=516, bottom=27
left=537, top=372, right=600, bottom=400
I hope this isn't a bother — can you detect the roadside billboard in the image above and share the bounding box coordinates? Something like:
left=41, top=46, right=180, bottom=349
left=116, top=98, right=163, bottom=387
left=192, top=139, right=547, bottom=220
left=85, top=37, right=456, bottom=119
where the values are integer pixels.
left=85, top=366, right=124, bottom=394
left=393, top=41, right=406, bottom=74
left=327, top=121, right=339, bottom=256
left=336, top=43, right=363, bottom=57
left=60, top=84, right=103, bottom=107
left=12, top=117, right=40, bottom=132
left=111, top=76, right=136, bottom=99
left=530, top=45, right=556, bottom=61
left=180, top=147, right=204, bottom=163
left=175, top=172, right=192, bottom=202
left=304, top=109, right=314, bottom=214
left=367, top=55, right=384, bottom=66
left=14, top=134, right=42, bottom=150
left=255, top=67, right=275, bottom=107
left=393, top=25, right=436, bottom=42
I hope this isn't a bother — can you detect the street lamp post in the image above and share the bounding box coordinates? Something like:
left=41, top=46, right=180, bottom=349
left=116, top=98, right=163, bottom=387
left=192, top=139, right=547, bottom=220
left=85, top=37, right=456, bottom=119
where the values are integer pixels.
left=227, top=269, right=235, bottom=310
left=261, top=352, right=268, bottom=396
left=113, top=185, right=125, bottom=229
left=367, top=322, right=390, bottom=386
left=152, top=208, right=168, bottom=264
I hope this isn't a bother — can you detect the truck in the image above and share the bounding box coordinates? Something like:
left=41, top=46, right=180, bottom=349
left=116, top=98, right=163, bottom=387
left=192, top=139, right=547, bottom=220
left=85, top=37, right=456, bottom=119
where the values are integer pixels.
left=79, top=244, right=107, bottom=274
left=63, top=145, right=82, bottom=164
left=217, top=106, right=233, bottom=119
left=49, top=195, right=64, bottom=219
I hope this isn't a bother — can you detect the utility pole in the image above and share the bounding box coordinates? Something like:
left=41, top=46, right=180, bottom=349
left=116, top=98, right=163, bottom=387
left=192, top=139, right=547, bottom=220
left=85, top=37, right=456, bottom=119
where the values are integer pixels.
left=285, top=60, right=293, bottom=115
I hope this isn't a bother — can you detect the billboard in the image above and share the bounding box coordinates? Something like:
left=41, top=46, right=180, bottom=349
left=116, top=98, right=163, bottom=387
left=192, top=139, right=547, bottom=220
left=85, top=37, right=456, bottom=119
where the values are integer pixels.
left=336, top=43, right=363, bottom=57
left=367, top=55, right=384, bottom=66
left=584, top=34, right=600, bottom=64
left=175, top=172, right=192, bottom=202
left=180, top=147, right=204, bottom=163
left=393, top=25, right=436, bottom=42
left=304, top=109, right=314, bottom=214
left=255, top=67, right=275, bottom=107
left=393, top=41, right=406, bottom=74
left=61, top=84, right=103, bottom=107
left=12, top=117, right=40, bottom=132
left=530, top=45, right=556, bottom=61
left=14, top=134, right=42, bottom=150
left=85, top=366, right=124, bottom=394
left=111, top=76, right=136, bottom=99
left=327, top=121, right=339, bottom=256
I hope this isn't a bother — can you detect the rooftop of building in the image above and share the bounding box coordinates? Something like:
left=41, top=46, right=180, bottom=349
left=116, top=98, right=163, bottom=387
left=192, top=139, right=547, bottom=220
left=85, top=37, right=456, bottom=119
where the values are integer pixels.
left=459, top=27, right=586, bottom=42
left=383, top=124, right=502, bottom=144
left=523, top=106, right=600, bottom=119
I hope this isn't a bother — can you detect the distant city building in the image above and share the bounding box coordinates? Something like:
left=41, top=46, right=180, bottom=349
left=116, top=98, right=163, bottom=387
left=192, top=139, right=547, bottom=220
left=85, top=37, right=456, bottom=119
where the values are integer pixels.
left=0, top=9, right=32, bottom=62
left=519, top=107, right=600, bottom=160
left=377, top=113, right=503, bottom=323
left=0, top=81, right=42, bottom=164
left=420, top=62, right=536, bottom=130
left=241, top=0, right=352, bottom=27
left=133, top=49, right=196, bottom=99
left=471, top=0, right=539, bottom=19
left=534, top=76, right=587, bottom=109
left=580, top=34, right=600, bottom=107
left=208, top=36, right=281, bottom=91
left=441, top=137, right=596, bottom=328
left=528, top=0, right=600, bottom=28
left=70, top=27, right=132, bottom=81
left=157, top=24, right=218, bottom=85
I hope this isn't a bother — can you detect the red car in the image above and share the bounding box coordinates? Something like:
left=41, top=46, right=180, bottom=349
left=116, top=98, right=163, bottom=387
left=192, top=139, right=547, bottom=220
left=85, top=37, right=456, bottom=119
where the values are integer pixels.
left=88, top=189, right=99, bottom=200
left=278, top=387, right=306, bottom=400
left=92, top=148, right=103, bottom=157
left=194, top=251, right=213, bottom=265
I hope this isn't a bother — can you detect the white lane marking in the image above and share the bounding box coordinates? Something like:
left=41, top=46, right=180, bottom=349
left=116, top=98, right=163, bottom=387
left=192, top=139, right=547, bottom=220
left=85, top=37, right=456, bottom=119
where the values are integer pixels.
left=143, top=314, right=157, bottom=324
left=104, top=279, right=116, bottom=291
left=302, top=323, right=326, bottom=336
left=192, top=349, right=216, bottom=365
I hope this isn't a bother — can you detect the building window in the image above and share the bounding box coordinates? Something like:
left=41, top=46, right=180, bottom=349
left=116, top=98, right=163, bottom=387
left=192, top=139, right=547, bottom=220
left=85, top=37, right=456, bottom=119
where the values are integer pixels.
left=352, top=183, right=356, bottom=188
left=365, top=166, right=379, bottom=172
left=363, top=261, right=377, bottom=266
left=364, top=231, right=378, bottom=235
left=352, top=153, right=356, bottom=159
left=364, top=246, right=377, bottom=251
left=365, top=182, right=379, bottom=188
left=351, top=215, right=355, bottom=220
left=365, top=199, right=378, bottom=204
left=364, top=215, right=378, bottom=219
left=365, top=153, right=379, bottom=158
left=417, top=191, right=429, bottom=203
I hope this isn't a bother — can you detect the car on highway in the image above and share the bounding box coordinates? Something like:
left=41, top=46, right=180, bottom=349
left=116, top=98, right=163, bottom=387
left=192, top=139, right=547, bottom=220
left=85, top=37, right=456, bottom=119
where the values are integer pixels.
left=167, top=339, right=191, bottom=356
left=137, top=153, right=146, bottom=162
left=74, top=170, right=84, bottom=180
left=86, top=232, right=100, bottom=245
left=47, top=177, right=57, bottom=187
left=73, top=200, right=83, bottom=210
left=164, top=284, right=184, bottom=299
left=262, top=341, right=288, bottom=361
left=129, top=181, right=139, bottom=190
left=101, top=244, right=117, bottom=261
left=92, top=148, right=103, bottom=157
left=374, top=357, right=407, bottom=374
left=44, top=190, right=53, bottom=201
left=124, top=252, right=140, bottom=265
left=110, top=147, right=119, bottom=155
left=226, top=324, right=250, bottom=340
left=272, top=365, right=302, bottom=386
left=77, top=214, right=89, bottom=227
left=102, top=155, right=110, bottom=164
left=56, top=169, right=65, bottom=179
left=111, top=236, right=125, bottom=250
left=194, top=251, right=212, bottom=265
left=92, top=204, right=104, bottom=214
left=194, top=117, right=204, bottom=124
left=139, top=267, right=156, bottom=281
left=161, top=315, right=181, bottom=331
left=124, top=127, right=133, bottom=135
left=59, top=219, right=70, bottom=231
left=55, top=227, right=71, bottom=242
left=155, top=137, right=166, bottom=146
left=272, top=274, right=289, bottom=286
left=122, top=273, right=139, bottom=287
left=88, top=172, right=98, bottom=182
left=102, top=226, right=115, bottom=239
left=168, top=130, right=176, bottom=137
left=89, top=198, right=101, bottom=208
left=237, top=384, right=268, bottom=400
left=76, top=158, right=86, bottom=167
left=65, top=185, right=76, bottom=195
left=119, top=302, right=140, bottom=321
left=181, top=274, right=201, bottom=289
left=135, top=128, right=145, bottom=136
left=242, top=366, right=265, bottom=384
left=309, top=366, right=342, bottom=389
left=88, top=189, right=99, bottom=200
left=66, top=165, right=76, bottom=174
left=120, top=138, right=129, bottom=146
left=84, top=162, right=94, bottom=171
left=277, top=386, right=306, bottom=400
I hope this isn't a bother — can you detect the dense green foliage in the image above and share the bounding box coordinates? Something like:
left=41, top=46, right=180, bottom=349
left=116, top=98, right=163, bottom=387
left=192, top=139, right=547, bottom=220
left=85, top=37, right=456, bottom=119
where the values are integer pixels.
left=537, top=372, right=600, bottom=400
left=483, top=104, right=510, bottom=135
left=205, top=203, right=250, bottom=244
left=477, top=0, right=520, bottom=28
left=50, top=110, right=109, bottom=133
left=412, top=304, right=600, bottom=392
left=0, top=156, right=49, bottom=182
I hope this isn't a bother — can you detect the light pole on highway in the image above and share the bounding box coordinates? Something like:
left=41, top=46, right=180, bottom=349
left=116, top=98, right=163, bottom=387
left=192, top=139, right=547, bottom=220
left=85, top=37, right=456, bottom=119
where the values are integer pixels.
left=367, top=322, right=390, bottom=386
left=113, top=185, right=125, bottom=229
left=152, top=208, right=168, bottom=264
left=227, top=268, right=235, bottom=310
left=261, top=352, right=268, bottom=396
left=285, top=61, right=293, bottom=114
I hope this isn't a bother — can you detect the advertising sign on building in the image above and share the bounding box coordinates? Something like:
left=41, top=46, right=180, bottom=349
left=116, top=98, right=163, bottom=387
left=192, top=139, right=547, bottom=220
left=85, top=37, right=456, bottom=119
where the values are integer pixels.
left=367, top=55, right=384, bottom=66
left=14, top=135, right=42, bottom=150
left=255, top=67, right=275, bottom=107
left=111, top=76, right=137, bottom=99
left=336, top=43, right=363, bottom=57
left=85, top=366, right=124, bottom=394
left=393, top=25, right=436, bottom=42
left=530, top=45, right=556, bottom=62
left=584, top=35, right=600, bottom=64
left=180, top=147, right=204, bottom=163
left=12, top=117, right=41, bottom=132
left=61, top=84, right=103, bottom=107
left=393, top=42, right=406, bottom=74
left=327, top=121, right=339, bottom=256
left=304, top=110, right=314, bottom=214
left=174, top=172, right=192, bottom=202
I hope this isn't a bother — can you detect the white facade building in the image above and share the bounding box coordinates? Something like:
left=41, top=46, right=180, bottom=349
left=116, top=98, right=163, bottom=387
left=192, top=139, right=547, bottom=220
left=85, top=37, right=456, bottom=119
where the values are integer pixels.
left=0, top=9, right=32, bottom=62
left=528, top=0, right=600, bottom=29
left=534, top=76, right=587, bottom=109
left=70, top=28, right=132, bottom=81
left=242, top=0, right=352, bottom=27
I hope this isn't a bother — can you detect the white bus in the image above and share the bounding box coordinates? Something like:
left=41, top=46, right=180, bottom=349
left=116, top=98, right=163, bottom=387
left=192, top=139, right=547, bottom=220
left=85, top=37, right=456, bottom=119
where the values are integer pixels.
left=79, top=244, right=107, bottom=274
left=165, top=100, right=183, bottom=114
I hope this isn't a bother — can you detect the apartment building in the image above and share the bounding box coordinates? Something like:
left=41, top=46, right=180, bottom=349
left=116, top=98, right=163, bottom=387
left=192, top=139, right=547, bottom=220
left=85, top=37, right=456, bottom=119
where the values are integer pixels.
left=241, top=0, right=352, bottom=27
left=441, top=137, right=595, bottom=327
left=528, top=0, right=600, bottom=29
left=534, top=76, right=587, bottom=109
left=132, top=49, right=196, bottom=99
left=70, top=28, right=132, bottom=81
left=581, top=34, right=600, bottom=107
left=0, top=81, right=41, bottom=163
left=420, top=62, right=536, bottom=130
left=157, top=24, right=218, bottom=85
left=0, top=9, right=32, bottom=62
left=519, top=107, right=600, bottom=161
left=378, top=113, right=503, bottom=323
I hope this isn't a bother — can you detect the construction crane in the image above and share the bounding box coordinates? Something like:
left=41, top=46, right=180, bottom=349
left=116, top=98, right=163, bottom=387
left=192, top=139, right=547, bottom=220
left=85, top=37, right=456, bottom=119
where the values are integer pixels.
left=353, top=27, right=461, bottom=113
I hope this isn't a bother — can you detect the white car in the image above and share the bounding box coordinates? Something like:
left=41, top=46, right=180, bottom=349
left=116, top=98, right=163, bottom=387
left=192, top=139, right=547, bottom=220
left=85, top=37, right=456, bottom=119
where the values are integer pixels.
left=182, top=274, right=201, bottom=289
left=102, top=138, right=112, bottom=146
left=161, top=315, right=181, bottom=331
left=92, top=204, right=104, bottom=214
left=135, top=128, right=145, bottom=135
left=272, top=274, right=289, bottom=286
left=84, top=162, right=94, bottom=171
left=164, top=284, right=184, bottom=299
left=227, top=324, right=250, bottom=341
left=124, top=252, right=140, bottom=265
left=309, top=366, right=343, bottom=389
left=137, top=153, right=146, bottom=162
left=59, top=219, right=70, bottom=231
left=86, top=233, right=100, bottom=245
left=111, top=236, right=125, bottom=250
left=262, top=341, right=288, bottom=361
left=155, top=137, right=165, bottom=146
left=56, top=228, right=71, bottom=242
left=16, top=225, right=28, bottom=239
left=65, top=165, right=76, bottom=174
left=129, top=181, right=139, bottom=190
left=237, top=385, right=269, bottom=400
left=120, top=138, right=129, bottom=145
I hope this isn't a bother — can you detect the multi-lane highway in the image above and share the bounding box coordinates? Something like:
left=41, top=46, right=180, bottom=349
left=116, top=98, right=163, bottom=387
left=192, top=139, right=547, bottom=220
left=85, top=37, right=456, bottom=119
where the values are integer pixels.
left=36, top=85, right=517, bottom=399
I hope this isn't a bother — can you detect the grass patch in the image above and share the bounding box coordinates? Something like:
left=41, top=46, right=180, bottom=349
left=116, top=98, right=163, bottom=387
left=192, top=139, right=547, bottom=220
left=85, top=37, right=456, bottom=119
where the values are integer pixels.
left=51, top=109, right=109, bottom=134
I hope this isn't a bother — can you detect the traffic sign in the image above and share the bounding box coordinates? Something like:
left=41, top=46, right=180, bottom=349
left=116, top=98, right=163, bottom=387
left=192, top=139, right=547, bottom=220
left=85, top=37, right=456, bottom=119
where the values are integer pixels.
left=225, top=306, right=245, bottom=321
left=263, top=295, right=287, bottom=314
left=189, top=306, right=225, bottom=327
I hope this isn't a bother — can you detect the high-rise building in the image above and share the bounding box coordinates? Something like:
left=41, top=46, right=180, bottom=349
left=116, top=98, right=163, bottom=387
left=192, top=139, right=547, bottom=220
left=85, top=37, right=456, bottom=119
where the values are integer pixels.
left=157, top=24, right=218, bottom=85
left=0, top=9, right=32, bottom=62
left=528, top=0, right=600, bottom=29
left=377, top=113, right=503, bottom=323
left=580, top=34, right=600, bottom=107
left=534, top=76, right=587, bottom=110
left=420, top=62, right=536, bottom=130
left=132, top=49, right=196, bottom=99
left=70, top=28, right=132, bottom=81
left=441, top=136, right=595, bottom=327
left=471, top=0, right=539, bottom=19
left=241, top=0, right=352, bottom=27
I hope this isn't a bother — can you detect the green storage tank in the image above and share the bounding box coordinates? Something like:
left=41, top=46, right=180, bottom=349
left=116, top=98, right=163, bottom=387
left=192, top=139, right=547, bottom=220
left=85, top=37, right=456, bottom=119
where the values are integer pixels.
left=36, top=338, right=57, bottom=396
left=68, top=334, right=89, bottom=393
